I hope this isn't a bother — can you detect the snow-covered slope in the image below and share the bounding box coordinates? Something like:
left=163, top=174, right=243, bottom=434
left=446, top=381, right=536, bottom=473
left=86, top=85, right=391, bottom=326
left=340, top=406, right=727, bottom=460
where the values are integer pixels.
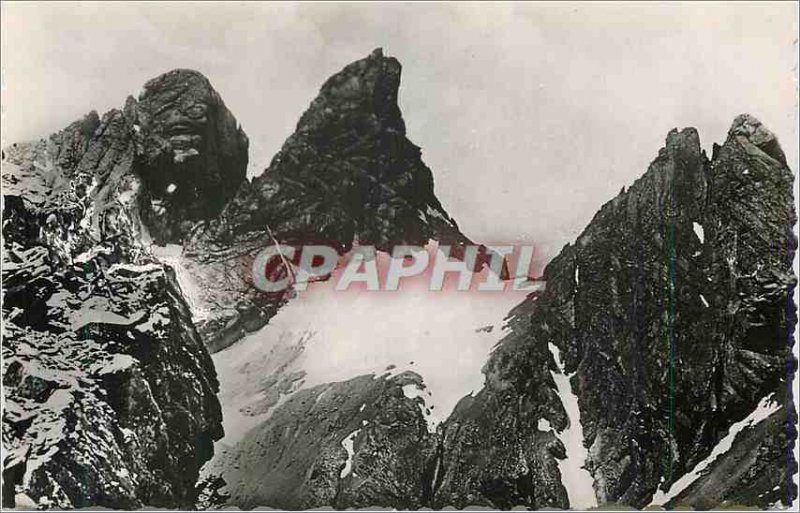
left=211, top=241, right=528, bottom=446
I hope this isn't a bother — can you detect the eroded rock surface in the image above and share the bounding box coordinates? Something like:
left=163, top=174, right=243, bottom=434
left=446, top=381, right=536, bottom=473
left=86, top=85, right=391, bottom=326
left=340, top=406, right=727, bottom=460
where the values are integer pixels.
left=136, top=69, right=249, bottom=244
left=1, top=69, right=242, bottom=508
left=435, top=115, right=797, bottom=509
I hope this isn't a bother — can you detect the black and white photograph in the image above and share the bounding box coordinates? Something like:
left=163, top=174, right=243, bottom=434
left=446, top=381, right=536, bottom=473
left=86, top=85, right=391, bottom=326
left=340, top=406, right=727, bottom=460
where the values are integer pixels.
left=1, top=2, right=798, bottom=510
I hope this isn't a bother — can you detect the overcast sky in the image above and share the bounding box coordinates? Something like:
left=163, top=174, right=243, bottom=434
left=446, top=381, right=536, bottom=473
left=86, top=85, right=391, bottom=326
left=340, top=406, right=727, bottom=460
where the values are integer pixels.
left=2, top=2, right=797, bottom=260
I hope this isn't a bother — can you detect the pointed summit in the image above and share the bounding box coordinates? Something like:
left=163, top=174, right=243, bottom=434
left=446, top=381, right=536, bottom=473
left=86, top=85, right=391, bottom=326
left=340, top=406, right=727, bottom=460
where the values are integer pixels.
left=216, top=50, right=477, bottom=255
left=727, top=113, right=787, bottom=166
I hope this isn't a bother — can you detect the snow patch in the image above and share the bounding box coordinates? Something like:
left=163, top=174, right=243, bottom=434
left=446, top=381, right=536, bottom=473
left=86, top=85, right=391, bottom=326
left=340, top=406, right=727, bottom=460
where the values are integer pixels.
left=402, top=383, right=437, bottom=433
left=402, top=384, right=425, bottom=400
left=15, top=494, right=36, bottom=508
left=69, top=308, right=143, bottom=331
left=340, top=429, right=360, bottom=478
left=693, top=222, right=705, bottom=244
left=699, top=294, right=709, bottom=308
left=92, top=354, right=136, bottom=376
left=151, top=244, right=211, bottom=322
left=173, top=148, right=199, bottom=163
left=425, top=205, right=451, bottom=224
left=538, top=418, right=552, bottom=432
left=50, top=294, right=146, bottom=331
left=547, top=343, right=597, bottom=509
left=108, top=262, right=163, bottom=274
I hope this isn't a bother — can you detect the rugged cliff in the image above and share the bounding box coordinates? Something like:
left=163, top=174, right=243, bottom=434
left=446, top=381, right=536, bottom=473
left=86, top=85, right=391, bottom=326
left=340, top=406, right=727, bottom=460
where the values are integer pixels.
left=435, top=115, right=797, bottom=509
left=1, top=68, right=247, bottom=508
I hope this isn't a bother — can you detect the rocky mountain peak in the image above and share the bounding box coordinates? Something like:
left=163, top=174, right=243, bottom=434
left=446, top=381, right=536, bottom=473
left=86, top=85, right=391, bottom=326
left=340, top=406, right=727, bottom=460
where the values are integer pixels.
left=174, top=50, right=508, bottom=353
left=135, top=68, right=249, bottom=243
left=726, top=113, right=787, bottom=166
left=435, top=115, right=796, bottom=509
left=212, top=49, right=471, bottom=254
left=664, top=126, right=700, bottom=147
left=303, top=47, right=404, bottom=133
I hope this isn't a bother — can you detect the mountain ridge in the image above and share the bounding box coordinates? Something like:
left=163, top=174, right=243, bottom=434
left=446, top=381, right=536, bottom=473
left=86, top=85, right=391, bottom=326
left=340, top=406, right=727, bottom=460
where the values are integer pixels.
left=2, top=50, right=797, bottom=510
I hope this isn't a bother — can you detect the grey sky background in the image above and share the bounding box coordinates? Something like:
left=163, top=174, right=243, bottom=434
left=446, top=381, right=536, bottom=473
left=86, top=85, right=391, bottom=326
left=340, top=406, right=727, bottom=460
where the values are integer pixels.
left=2, top=2, right=797, bottom=261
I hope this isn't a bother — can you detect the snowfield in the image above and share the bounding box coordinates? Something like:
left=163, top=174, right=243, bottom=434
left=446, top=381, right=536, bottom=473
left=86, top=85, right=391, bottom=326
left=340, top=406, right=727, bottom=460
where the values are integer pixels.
left=212, top=241, right=529, bottom=446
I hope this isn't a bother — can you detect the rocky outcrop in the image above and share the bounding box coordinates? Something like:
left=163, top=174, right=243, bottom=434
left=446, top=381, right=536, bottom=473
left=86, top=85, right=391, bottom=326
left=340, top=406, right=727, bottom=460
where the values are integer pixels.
left=135, top=69, right=249, bottom=244
left=431, top=294, right=573, bottom=509
left=1, top=69, right=243, bottom=508
left=435, top=115, right=797, bottom=509
left=216, top=48, right=469, bottom=250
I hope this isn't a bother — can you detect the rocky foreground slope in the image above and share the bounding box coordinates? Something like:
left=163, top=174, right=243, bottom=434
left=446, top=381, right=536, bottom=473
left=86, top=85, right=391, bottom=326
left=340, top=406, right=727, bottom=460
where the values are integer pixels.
left=2, top=49, right=797, bottom=510
left=1, top=69, right=247, bottom=508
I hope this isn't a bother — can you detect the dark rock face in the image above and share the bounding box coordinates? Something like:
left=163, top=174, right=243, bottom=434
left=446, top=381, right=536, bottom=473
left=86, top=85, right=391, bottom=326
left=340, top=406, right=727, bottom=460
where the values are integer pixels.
left=215, top=48, right=468, bottom=250
left=1, top=70, right=234, bottom=508
left=669, top=402, right=795, bottom=509
left=436, top=115, right=797, bottom=509
left=431, top=296, right=572, bottom=509
left=136, top=70, right=249, bottom=244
